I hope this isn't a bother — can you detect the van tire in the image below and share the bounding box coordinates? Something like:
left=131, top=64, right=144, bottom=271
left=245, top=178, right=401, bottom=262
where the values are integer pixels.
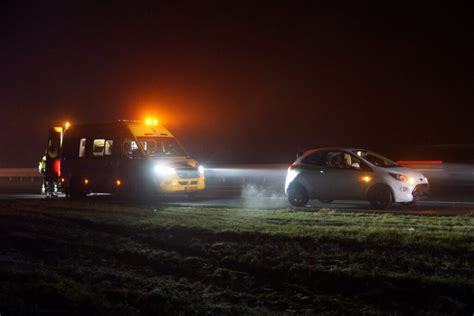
left=288, top=183, right=309, bottom=207
left=369, top=185, right=393, bottom=209
left=69, top=177, right=87, bottom=198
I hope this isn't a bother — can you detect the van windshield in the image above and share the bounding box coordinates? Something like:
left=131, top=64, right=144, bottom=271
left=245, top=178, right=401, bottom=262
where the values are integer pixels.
left=353, top=150, right=398, bottom=168
left=137, top=137, right=186, bottom=157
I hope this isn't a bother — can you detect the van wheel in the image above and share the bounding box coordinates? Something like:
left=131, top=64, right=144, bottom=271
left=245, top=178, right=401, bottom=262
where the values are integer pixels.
left=369, top=186, right=393, bottom=209
left=288, top=183, right=309, bottom=207
left=69, top=177, right=87, bottom=198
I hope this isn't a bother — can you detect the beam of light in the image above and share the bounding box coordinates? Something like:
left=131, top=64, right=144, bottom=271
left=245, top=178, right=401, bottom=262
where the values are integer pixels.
left=204, top=166, right=289, bottom=209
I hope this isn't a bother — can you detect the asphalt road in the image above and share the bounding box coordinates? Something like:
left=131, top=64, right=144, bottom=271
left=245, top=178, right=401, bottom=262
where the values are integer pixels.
left=1, top=164, right=473, bottom=215
left=1, top=192, right=473, bottom=216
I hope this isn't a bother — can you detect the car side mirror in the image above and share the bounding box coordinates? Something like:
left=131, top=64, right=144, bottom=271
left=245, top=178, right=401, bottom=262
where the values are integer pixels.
left=351, top=162, right=360, bottom=169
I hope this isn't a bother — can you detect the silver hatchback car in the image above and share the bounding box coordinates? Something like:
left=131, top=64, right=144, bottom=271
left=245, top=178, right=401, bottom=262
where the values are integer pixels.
left=285, top=148, right=429, bottom=208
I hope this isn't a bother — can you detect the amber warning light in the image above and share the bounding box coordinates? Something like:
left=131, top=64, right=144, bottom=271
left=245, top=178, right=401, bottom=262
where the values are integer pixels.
left=145, top=118, right=159, bottom=126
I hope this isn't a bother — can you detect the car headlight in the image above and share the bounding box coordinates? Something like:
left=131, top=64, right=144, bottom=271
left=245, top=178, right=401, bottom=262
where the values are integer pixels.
left=154, top=164, right=175, bottom=176
left=198, top=165, right=204, bottom=174
left=389, top=173, right=415, bottom=184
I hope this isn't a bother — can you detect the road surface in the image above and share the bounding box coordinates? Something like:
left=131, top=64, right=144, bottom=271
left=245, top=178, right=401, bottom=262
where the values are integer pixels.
left=1, top=164, right=473, bottom=215
left=1, top=192, right=473, bottom=216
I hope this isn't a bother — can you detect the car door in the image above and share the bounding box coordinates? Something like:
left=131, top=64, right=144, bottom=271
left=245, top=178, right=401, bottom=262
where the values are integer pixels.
left=318, top=151, right=371, bottom=200
left=299, top=151, right=325, bottom=197
left=301, top=151, right=325, bottom=198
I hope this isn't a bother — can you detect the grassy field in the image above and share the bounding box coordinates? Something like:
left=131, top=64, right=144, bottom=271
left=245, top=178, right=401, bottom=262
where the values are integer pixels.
left=0, top=198, right=473, bottom=315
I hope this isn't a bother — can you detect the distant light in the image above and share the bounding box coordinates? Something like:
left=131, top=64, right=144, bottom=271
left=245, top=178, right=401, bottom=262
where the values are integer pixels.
left=84, top=179, right=89, bottom=185
left=146, top=118, right=152, bottom=125
left=361, top=175, right=372, bottom=183
left=153, top=119, right=158, bottom=125
left=116, top=179, right=122, bottom=186
left=65, top=121, right=71, bottom=130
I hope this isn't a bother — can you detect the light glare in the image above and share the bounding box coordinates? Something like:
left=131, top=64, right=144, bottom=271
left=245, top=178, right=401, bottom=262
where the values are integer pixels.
left=361, top=175, right=372, bottom=183
left=154, top=164, right=175, bottom=175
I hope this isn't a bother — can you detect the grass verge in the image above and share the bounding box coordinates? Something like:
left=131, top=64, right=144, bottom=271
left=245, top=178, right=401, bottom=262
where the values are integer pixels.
left=0, top=199, right=473, bottom=315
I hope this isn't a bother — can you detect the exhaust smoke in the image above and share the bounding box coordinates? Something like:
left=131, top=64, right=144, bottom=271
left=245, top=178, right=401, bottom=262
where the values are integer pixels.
left=240, top=183, right=288, bottom=209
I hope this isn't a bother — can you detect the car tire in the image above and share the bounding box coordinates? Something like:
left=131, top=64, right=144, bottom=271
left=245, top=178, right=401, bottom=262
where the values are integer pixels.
left=288, top=183, right=309, bottom=207
left=319, top=199, right=333, bottom=204
left=369, top=185, right=393, bottom=209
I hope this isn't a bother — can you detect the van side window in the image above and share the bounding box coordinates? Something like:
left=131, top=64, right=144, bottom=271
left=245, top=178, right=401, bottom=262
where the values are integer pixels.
left=123, top=139, right=139, bottom=159
left=105, top=140, right=113, bottom=156
left=79, top=138, right=86, bottom=158
left=93, top=139, right=105, bottom=156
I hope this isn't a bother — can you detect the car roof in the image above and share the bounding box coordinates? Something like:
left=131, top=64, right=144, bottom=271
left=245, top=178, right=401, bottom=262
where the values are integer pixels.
left=303, top=147, right=365, bottom=155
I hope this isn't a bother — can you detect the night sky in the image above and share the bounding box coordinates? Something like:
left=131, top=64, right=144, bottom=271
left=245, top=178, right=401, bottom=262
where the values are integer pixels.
left=1, top=2, right=473, bottom=167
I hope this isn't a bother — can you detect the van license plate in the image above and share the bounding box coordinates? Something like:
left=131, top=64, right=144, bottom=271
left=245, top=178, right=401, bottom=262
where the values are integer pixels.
left=186, top=186, right=197, bottom=191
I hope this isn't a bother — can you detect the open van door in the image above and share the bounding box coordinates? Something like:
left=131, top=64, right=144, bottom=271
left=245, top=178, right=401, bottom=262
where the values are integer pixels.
left=44, top=127, right=63, bottom=191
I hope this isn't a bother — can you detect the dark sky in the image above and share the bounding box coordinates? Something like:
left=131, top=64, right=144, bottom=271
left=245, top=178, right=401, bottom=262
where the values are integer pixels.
left=1, top=2, right=473, bottom=166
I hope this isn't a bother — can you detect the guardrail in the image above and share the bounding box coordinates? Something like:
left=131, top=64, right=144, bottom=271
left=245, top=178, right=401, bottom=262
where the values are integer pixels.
left=0, top=168, right=43, bottom=193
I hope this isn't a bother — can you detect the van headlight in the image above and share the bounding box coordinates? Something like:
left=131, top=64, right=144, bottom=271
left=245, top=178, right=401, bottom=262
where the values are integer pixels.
left=389, top=173, right=415, bottom=184
left=198, top=165, right=204, bottom=174
left=154, top=164, right=175, bottom=176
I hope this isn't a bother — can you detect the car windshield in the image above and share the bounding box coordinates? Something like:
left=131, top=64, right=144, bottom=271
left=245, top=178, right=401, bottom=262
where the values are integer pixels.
left=353, top=150, right=398, bottom=168
left=137, top=137, right=186, bottom=157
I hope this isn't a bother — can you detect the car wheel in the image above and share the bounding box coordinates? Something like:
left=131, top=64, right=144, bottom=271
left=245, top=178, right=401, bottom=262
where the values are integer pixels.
left=369, top=186, right=393, bottom=209
left=319, top=199, right=333, bottom=204
left=288, top=183, right=309, bottom=207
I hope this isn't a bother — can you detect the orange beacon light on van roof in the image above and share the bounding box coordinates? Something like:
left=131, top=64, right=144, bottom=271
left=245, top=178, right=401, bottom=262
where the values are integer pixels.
left=145, top=118, right=159, bottom=126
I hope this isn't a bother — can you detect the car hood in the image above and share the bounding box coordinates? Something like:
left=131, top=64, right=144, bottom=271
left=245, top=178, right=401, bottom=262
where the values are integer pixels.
left=382, top=166, right=426, bottom=178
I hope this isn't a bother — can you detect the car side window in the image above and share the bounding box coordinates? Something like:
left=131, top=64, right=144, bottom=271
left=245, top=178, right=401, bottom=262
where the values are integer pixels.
left=349, top=154, right=372, bottom=171
left=324, top=151, right=350, bottom=169
left=302, top=152, right=323, bottom=165
left=324, top=151, right=371, bottom=171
